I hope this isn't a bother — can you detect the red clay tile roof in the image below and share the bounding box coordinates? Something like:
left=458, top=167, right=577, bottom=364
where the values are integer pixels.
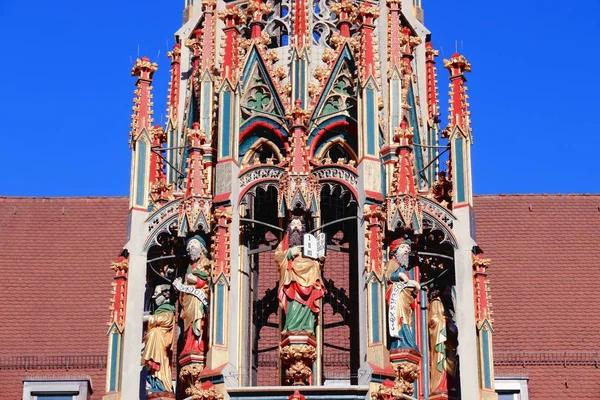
left=475, top=194, right=600, bottom=399
left=0, top=197, right=129, bottom=400
left=2, top=195, right=599, bottom=399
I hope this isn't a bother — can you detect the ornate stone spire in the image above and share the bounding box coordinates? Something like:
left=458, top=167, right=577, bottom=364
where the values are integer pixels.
left=444, top=53, right=472, bottom=133
left=425, top=42, right=440, bottom=123
left=130, top=57, right=157, bottom=141
left=278, top=100, right=320, bottom=216
left=179, top=122, right=212, bottom=235
left=167, top=43, right=182, bottom=128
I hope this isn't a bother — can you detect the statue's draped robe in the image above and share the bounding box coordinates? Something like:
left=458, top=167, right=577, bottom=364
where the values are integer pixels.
left=180, top=256, right=210, bottom=355
left=428, top=297, right=456, bottom=394
left=141, top=304, right=176, bottom=393
left=385, top=259, right=418, bottom=351
left=274, top=236, right=325, bottom=333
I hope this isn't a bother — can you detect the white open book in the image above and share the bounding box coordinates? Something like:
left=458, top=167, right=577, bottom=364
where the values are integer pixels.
left=303, top=232, right=326, bottom=259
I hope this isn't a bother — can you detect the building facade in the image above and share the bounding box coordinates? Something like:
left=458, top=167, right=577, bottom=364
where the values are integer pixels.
left=106, top=0, right=497, bottom=399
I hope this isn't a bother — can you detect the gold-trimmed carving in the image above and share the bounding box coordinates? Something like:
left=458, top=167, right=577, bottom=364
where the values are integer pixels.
left=280, top=344, right=317, bottom=385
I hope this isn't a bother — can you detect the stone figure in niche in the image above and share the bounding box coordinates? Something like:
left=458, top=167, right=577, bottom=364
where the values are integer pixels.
left=431, top=171, right=453, bottom=207
left=141, top=283, right=177, bottom=393
left=428, top=288, right=458, bottom=395
left=179, top=235, right=211, bottom=358
left=385, top=237, right=420, bottom=351
left=274, top=216, right=325, bottom=334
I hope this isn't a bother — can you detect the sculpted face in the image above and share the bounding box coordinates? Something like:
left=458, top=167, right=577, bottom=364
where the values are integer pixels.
left=289, top=218, right=303, bottom=232
left=394, top=243, right=411, bottom=267
left=153, top=284, right=171, bottom=306
left=287, top=217, right=305, bottom=247
left=186, top=238, right=205, bottom=262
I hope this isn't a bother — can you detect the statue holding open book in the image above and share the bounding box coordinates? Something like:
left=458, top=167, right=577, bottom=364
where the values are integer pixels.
left=274, top=216, right=326, bottom=334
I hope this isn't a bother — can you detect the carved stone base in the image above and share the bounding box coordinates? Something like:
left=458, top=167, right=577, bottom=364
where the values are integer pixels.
left=180, top=363, right=205, bottom=397
left=389, top=347, right=421, bottom=365
left=427, top=393, right=449, bottom=400
left=280, top=332, right=317, bottom=386
left=184, top=380, right=224, bottom=400
left=147, top=393, right=176, bottom=400
left=371, top=378, right=410, bottom=400
left=180, top=352, right=206, bottom=367
left=389, top=347, right=421, bottom=397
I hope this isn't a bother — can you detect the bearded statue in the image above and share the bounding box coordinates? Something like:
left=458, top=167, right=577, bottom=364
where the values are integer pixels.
left=141, top=284, right=176, bottom=393
left=385, top=237, right=420, bottom=351
left=274, top=216, right=325, bottom=334
left=178, top=235, right=211, bottom=359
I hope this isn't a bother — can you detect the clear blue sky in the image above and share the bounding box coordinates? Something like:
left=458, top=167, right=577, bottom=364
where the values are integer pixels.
left=1, top=1, right=598, bottom=196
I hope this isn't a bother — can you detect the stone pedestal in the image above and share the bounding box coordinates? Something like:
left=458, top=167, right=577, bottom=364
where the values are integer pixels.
left=180, top=363, right=205, bottom=397
left=180, top=352, right=206, bottom=367
left=280, top=332, right=317, bottom=386
left=147, top=393, right=176, bottom=400
left=428, top=393, right=449, bottom=400
left=389, top=348, right=421, bottom=397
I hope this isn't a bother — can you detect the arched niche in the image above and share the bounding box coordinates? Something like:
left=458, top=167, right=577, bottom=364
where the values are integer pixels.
left=239, top=122, right=287, bottom=167
left=309, top=119, right=358, bottom=162
left=317, top=182, right=360, bottom=385
left=315, top=137, right=358, bottom=165
left=238, top=185, right=283, bottom=386
left=240, top=137, right=285, bottom=168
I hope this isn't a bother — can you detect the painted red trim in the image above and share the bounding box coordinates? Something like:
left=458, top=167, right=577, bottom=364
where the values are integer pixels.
left=213, top=192, right=231, bottom=203
left=357, top=155, right=381, bottom=164
left=365, top=190, right=384, bottom=201
left=309, top=119, right=355, bottom=157
left=239, top=120, right=287, bottom=145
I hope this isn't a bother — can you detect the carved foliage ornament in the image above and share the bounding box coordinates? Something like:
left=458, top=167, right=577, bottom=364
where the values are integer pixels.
left=280, top=344, right=317, bottom=385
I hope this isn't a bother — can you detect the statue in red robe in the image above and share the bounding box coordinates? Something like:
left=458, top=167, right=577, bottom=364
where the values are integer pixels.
left=274, top=217, right=325, bottom=334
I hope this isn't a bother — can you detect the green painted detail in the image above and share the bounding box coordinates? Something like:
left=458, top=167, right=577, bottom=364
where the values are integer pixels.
left=216, top=282, right=225, bottom=344
left=322, top=62, right=355, bottom=115
left=247, top=88, right=270, bottom=110
left=284, top=300, right=315, bottom=333
left=371, top=281, right=380, bottom=343
left=482, top=328, right=492, bottom=388
left=300, top=60, right=306, bottom=106
left=135, top=138, right=148, bottom=207
left=221, top=90, right=232, bottom=158
left=109, top=330, right=120, bottom=391
left=367, top=88, right=376, bottom=155
left=294, top=59, right=300, bottom=102
left=455, top=136, right=465, bottom=203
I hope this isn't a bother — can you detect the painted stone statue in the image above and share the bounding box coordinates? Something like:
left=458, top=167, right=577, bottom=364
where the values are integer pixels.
left=274, top=216, right=325, bottom=334
left=141, top=283, right=176, bottom=393
left=385, top=237, right=420, bottom=351
left=177, top=235, right=211, bottom=359
left=428, top=288, right=458, bottom=395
